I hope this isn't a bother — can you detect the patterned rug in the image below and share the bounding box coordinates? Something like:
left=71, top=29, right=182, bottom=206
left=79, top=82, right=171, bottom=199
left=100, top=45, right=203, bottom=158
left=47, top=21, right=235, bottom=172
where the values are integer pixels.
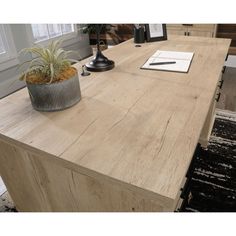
left=0, top=109, right=235, bottom=212
left=0, top=192, right=17, bottom=212
left=181, top=109, right=236, bottom=212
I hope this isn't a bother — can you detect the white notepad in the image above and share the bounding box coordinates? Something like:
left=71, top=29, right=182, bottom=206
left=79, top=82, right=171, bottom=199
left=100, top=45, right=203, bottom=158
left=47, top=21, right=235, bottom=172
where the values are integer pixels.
left=141, top=50, right=194, bottom=73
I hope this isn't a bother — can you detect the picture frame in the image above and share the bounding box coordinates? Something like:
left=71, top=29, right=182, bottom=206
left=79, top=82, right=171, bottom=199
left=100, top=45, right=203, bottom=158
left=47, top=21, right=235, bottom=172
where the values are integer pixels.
left=145, top=24, right=167, bottom=42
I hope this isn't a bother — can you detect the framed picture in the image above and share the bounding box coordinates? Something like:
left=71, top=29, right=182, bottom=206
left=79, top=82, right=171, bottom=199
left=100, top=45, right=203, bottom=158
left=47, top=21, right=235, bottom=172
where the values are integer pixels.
left=145, top=24, right=167, bottom=42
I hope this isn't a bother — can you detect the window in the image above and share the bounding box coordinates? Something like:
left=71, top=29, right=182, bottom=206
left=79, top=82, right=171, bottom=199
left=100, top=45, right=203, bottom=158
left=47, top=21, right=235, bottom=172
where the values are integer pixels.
left=0, top=25, right=10, bottom=61
left=0, top=34, right=6, bottom=54
left=31, top=24, right=75, bottom=43
left=0, top=25, right=17, bottom=66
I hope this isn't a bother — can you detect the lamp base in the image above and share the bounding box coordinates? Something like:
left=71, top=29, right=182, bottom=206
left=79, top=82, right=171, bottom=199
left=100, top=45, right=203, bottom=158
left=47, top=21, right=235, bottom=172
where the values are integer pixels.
left=85, top=50, right=115, bottom=72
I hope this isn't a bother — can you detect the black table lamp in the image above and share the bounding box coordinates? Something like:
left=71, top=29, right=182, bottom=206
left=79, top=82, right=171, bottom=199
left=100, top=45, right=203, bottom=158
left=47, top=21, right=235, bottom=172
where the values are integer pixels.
left=85, top=24, right=115, bottom=72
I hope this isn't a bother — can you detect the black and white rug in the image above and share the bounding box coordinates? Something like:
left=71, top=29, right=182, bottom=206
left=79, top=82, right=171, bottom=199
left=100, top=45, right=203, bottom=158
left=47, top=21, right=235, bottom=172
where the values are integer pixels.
left=0, top=109, right=236, bottom=212
left=182, top=109, right=236, bottom=212
left=0, top=191, right=17, bottom=212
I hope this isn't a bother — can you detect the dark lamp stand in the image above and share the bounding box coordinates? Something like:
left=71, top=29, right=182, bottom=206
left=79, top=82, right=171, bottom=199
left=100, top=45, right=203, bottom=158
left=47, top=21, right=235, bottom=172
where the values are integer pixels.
left=85, top=25, right=115, bottom=72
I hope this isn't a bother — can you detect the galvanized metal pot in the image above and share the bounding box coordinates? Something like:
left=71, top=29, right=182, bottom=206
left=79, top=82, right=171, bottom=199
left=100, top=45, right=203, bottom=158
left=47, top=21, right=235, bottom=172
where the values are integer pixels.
left=26, top=74, right=81, bottom=112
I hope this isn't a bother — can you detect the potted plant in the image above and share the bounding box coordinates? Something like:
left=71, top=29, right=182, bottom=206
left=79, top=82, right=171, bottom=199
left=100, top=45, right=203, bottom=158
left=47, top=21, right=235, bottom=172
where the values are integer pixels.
left=19, top=40, right=81, bottom=112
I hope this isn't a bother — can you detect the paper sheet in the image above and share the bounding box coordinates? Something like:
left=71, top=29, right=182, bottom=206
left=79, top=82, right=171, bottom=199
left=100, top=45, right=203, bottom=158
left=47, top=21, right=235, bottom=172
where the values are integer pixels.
left=141, top=50, right=194, bottom=73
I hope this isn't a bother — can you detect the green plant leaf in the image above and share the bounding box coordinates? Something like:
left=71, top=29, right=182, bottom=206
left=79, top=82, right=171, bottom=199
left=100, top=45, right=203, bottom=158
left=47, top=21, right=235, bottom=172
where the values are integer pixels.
left=18, top=39, right=79, bottom=84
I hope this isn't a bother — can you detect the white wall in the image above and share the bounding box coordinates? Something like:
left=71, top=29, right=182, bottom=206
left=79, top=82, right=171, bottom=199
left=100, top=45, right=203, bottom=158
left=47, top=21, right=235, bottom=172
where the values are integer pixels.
left=0, top=24, right=92, bottom=99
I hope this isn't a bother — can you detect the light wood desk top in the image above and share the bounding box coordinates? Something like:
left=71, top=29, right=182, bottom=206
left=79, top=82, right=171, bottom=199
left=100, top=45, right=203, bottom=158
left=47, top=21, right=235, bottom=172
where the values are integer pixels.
left=0, top=36, right=230, bottom=208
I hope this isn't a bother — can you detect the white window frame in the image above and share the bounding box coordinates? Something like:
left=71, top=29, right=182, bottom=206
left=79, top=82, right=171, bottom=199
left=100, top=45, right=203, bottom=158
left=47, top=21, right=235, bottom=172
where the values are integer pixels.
left=26, top=24, right=80, bottom=47
left=0, top=25, right=18, bottom=71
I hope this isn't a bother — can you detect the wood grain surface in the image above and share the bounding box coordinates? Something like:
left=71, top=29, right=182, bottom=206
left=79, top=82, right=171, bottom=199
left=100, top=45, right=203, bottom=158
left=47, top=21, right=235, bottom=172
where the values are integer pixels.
left=0, top=36, right=230, bottom=210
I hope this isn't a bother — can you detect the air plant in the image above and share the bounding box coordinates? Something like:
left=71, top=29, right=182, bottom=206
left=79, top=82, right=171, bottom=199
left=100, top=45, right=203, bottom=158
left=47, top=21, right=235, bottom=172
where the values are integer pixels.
left=19, top=40, right=78, bottom=84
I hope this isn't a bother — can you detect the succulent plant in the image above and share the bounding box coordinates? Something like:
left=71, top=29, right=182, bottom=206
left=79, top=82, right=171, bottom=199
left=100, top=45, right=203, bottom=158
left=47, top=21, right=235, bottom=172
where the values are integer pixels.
left=19, top=40, right=78, bottom=84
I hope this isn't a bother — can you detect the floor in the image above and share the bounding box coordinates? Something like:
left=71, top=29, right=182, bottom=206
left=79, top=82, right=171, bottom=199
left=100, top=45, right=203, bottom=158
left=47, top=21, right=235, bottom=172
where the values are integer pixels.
left=0, top=177, right=6, bottom=196
left=0, top=66, right=235, bottom=211
left=217, top=67, right=236, bottom=112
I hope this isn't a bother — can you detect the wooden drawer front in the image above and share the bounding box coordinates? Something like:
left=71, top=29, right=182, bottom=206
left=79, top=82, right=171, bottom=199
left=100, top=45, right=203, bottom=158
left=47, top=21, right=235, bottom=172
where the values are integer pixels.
left=188, top=24, right=215, bottom=30
left=215, top=68, right=226, bottom=102
left=167, top=24, right=185, bottom=29
left=199, top=70, right=224, bottom=148
left=188, top=30, right=214, bottom=38
left=167, top=28, right=186, bottom=36
left=167, top=24, right=215, bottom=30
left=167, top=24, right=215, bottom=37
left=175, top=144, right=201, bottom=212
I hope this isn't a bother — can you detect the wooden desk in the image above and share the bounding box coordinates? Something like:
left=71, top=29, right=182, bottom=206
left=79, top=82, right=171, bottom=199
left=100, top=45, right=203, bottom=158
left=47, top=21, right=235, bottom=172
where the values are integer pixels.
left=0, top=36, right=230, bottom=212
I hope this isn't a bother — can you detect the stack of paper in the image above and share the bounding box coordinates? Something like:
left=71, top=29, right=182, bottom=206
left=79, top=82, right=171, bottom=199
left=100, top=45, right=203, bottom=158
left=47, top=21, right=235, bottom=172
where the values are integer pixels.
left=141, top=50, right=194, bottom=73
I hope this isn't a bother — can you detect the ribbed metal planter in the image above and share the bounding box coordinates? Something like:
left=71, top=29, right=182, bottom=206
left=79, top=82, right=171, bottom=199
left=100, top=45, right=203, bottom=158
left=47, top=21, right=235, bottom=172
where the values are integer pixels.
left=26, top=74, right=81, bottom=112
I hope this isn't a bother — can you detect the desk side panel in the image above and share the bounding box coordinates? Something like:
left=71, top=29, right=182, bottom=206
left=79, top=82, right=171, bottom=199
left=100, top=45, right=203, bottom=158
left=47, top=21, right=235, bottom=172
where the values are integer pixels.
left=0, top=140, right=168, bottom=212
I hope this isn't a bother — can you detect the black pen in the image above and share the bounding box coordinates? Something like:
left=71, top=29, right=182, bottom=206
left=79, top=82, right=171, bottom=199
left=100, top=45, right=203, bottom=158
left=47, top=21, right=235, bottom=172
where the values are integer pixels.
left=149, top=61, right=176, bottom=66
